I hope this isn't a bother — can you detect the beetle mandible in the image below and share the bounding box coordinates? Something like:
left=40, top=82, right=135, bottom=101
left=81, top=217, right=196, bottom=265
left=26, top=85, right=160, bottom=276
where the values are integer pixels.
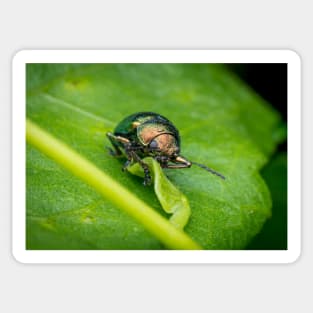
left=107, top=112, right=225, bottom=186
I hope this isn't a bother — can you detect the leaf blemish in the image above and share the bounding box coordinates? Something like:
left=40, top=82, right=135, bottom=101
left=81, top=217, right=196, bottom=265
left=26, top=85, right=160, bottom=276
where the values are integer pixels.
left=64, top=78, right=88, bottom=91
left=39, top=218, right=56, bottom=231
left=81, top=216, right=94, bottom=224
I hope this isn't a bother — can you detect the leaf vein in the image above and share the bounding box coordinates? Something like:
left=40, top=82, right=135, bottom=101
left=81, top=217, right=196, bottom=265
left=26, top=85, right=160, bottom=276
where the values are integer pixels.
left=42, top=93, right=115, bottom=126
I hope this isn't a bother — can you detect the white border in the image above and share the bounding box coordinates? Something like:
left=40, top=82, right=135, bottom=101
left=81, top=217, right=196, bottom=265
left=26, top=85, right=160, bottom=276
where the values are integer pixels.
left=12, top=50, right=301, bottom=264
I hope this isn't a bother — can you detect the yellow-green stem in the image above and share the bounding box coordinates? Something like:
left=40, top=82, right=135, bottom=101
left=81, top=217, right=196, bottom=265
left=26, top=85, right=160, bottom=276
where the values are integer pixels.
left=26, top=119, right=202, bottom=250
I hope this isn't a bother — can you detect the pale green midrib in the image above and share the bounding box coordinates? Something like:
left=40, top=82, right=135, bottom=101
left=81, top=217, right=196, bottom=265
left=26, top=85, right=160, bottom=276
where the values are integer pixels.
left=41, top=92, right=115, bottom=126
left=26, top=119, right=202, bottom=250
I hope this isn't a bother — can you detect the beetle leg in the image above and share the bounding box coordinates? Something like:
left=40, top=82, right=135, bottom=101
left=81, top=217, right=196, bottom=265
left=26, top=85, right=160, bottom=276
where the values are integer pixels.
left=107, top=146, right=123, bottom=157
left=122, top=159, right=132, bottom=171
left=128, top=150, right=152, bottom=186
left=163, top=163, right=191, bottom=169
left=107, top=132, right=130, bottom=144
left=163, top=155, right=192, bottom=169
left=106, top=132, right=130, bottom=157
left=107, top=132, right=151, bottom=185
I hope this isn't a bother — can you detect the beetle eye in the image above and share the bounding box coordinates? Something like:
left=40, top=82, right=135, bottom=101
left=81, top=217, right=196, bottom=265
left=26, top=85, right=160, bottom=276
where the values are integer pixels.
left=149, top=139, right=159, bottom=150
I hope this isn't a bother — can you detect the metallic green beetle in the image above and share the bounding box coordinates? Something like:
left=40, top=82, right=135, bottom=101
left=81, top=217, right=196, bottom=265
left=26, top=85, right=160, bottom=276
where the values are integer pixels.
left=107, top=112, right=225, bottom=185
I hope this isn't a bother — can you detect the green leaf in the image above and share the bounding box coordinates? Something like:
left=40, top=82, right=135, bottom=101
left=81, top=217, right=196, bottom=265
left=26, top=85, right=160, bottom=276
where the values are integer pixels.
left=127, top=157, right=191, bottom=230
left=26, top=120, right=201, bottom=250
left=247, top=152, right=287, bottom=249
left=26, top=64, right=285, bottom=250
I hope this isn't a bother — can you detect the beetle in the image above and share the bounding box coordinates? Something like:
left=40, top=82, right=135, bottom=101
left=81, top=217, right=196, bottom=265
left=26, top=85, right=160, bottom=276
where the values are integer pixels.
left=107, top=112, right=225, bottom=185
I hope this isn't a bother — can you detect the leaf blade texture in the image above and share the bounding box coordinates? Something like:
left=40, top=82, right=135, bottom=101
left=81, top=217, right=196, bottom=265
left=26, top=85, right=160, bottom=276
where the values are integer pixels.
left=26, top=63, right=285, bottom=249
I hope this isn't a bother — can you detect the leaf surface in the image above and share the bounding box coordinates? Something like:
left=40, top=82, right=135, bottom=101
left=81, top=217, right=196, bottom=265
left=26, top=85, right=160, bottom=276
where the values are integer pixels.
left=247, top=153, right=287, bottom=249
left=127, top=157, right=191, bottom=230
left=26, top=64, right=285, bottom=249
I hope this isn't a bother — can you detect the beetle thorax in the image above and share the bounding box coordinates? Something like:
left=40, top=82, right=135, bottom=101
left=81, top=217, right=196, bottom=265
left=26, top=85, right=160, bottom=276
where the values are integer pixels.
left=152, top=133, right=179, bottom=156
left=137, top=122, right=180, bottom=156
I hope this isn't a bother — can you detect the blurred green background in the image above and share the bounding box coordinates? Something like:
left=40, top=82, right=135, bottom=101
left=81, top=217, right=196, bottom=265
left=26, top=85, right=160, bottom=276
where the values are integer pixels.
left=230, top=64, right=287, bottom=250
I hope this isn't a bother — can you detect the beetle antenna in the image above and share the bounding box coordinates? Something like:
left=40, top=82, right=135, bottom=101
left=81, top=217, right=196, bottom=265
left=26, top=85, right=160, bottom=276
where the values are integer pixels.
left=192, top=162, right=226, bottom=180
